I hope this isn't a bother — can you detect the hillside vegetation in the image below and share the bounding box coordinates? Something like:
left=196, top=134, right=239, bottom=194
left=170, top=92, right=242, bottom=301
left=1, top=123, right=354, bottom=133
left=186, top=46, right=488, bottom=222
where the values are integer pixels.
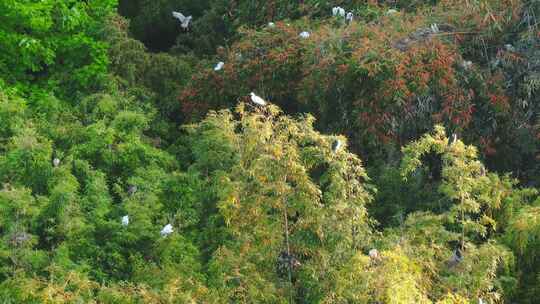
left=1, top=0, right=540, bottom=303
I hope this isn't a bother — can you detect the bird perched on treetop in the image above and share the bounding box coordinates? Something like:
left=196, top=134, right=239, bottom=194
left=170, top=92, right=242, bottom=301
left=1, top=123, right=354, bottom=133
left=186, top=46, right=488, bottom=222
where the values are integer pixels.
left=332, top=139, right=342, bottom=153
left=161, top=224, right=174, bottom=236
left=332, top=6, right=346, bottom=17
left=53, top=158, right=60, bottom=167
left=346, top=12, right=354, bottom=23
left=299, top=31, right=310, bottom=38
left=250, top=92, right=267, bottom=106
left=121, top=215, right=129, bottom=227
left=214, top=61, right=224, bottom=71
left=172, top=11, right=192, bottom=29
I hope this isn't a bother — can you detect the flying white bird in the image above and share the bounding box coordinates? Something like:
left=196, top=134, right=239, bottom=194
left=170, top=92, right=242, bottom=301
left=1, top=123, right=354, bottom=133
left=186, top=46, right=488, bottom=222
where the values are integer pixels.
left=214, top=61, right=224, bottom=71
left=160, top=224, right=174, bottom=236
left=250, top=92, right=267, bottom=106
left=346, top=12, right=354, bottom=23
left=299, top=31, right=310, bottom=38
left=121, top=215, right=129, bottom=227
left=332, top=139, right=342, bottom=153
left=172, top=11, right=192, bottom=29
left=53, top=158, right=60, bottom=167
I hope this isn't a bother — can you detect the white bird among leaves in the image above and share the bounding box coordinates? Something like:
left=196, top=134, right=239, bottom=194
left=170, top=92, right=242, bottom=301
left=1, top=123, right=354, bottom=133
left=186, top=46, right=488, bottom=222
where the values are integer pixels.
left=461, top=60, right=473, bottom=70
left=250, top=92, right=267, bottom=106
left=268, top=22, right=276, bottom=28
left=121, top=215, right=129, bottom=227
left=214, top=61, right=224, bottom=71
left=369, top=248, right=380, bottom=260
left=386, top=9, right=398, bottom=15
left=299, top=31, right=310, bottom=38
left=346, top=12, right=354, bottom=23
left=332, top=6, right=346, bottom=17
left=430, top=23, right=440, bottom=33
left=53, top=158, right=60, bottom=167
left=172, top=11, right=192, bottom=29
left=332, top=139, right=342, bottom=153
left=160, top=224, right=174, bottom=237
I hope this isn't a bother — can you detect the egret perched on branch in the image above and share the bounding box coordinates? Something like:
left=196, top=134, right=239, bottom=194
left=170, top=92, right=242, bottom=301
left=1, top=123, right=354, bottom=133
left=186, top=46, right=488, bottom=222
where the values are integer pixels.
left=505, top=44, right=515, bottom=52
left=214, top=61, right=224, bottom=71
left=346, top=12, right=354, bottom=23
left=369, top=248, right=380, bottom=260
left=250, top=92, right=267, bottom=106
left=332, top=6, right=345, bottom=17
left=160, top=224, right=174, bottom=237
left=461, top=60, right=472, bottom=70
left=172, top=11, right=192, bottom=29
left=299, top=31, right=310, bottom=39
left=268, top=22, right=276, bottom=28
left=121, top=215, right=129, bottom=227
left=332, top=139, right=342, bottom=153
left=53, top=158, right=60, bottom=167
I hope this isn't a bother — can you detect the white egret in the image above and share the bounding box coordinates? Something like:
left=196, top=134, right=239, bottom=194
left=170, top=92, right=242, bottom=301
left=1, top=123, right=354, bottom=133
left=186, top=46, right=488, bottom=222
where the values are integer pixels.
left=53, top=158, right=60, bottom=167
left=461, top=60, right=472, bottom=70
left=346, top=12, right=354, bottom=23
left=451, top=133, right=457, bottom=145
left=268, top=22, right=275, bottom=28
left=369, top=248, right=380, bottom=260
left=172, top=11, right=192, bottom=29
left=299, top=31, right=310, bottom=38
left=334, top=7, right=346, bottom=17
left=332, top=7, right=345, bottom=17
left=505, top=44, right=515, bottom=52
left=332, top=139, right=342, bottom=153
left=121, top=215, right=129, bottom=226
left=386, top=9, right=398, bottom=15
left=214, top=61, right=224, bottom=71
left=250, top=92, right=267, bottom=106
left=160, top=224, right=174, bottom=236
left=430, top=23, right=439, bottom=33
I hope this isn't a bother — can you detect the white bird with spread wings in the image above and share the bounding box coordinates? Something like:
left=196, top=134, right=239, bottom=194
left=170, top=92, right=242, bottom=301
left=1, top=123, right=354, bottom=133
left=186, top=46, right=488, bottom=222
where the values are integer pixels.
left=172, top=11, right=192, bottom=29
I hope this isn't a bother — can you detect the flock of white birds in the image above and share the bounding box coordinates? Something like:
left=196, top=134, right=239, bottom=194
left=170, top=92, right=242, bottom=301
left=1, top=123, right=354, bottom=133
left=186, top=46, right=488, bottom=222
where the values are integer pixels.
left=165, top=5, right=478, bottom=243
left=120, top=214, right=174, bottom=237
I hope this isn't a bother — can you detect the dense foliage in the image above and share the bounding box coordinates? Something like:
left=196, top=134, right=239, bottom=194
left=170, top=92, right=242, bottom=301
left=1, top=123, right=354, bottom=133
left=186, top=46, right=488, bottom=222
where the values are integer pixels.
left=1, top=0, right=540, bottom=303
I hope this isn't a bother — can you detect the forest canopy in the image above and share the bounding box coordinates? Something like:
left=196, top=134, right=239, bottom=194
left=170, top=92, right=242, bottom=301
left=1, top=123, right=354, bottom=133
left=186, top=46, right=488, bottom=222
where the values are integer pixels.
left=0, top=0, right=539, bottom=303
